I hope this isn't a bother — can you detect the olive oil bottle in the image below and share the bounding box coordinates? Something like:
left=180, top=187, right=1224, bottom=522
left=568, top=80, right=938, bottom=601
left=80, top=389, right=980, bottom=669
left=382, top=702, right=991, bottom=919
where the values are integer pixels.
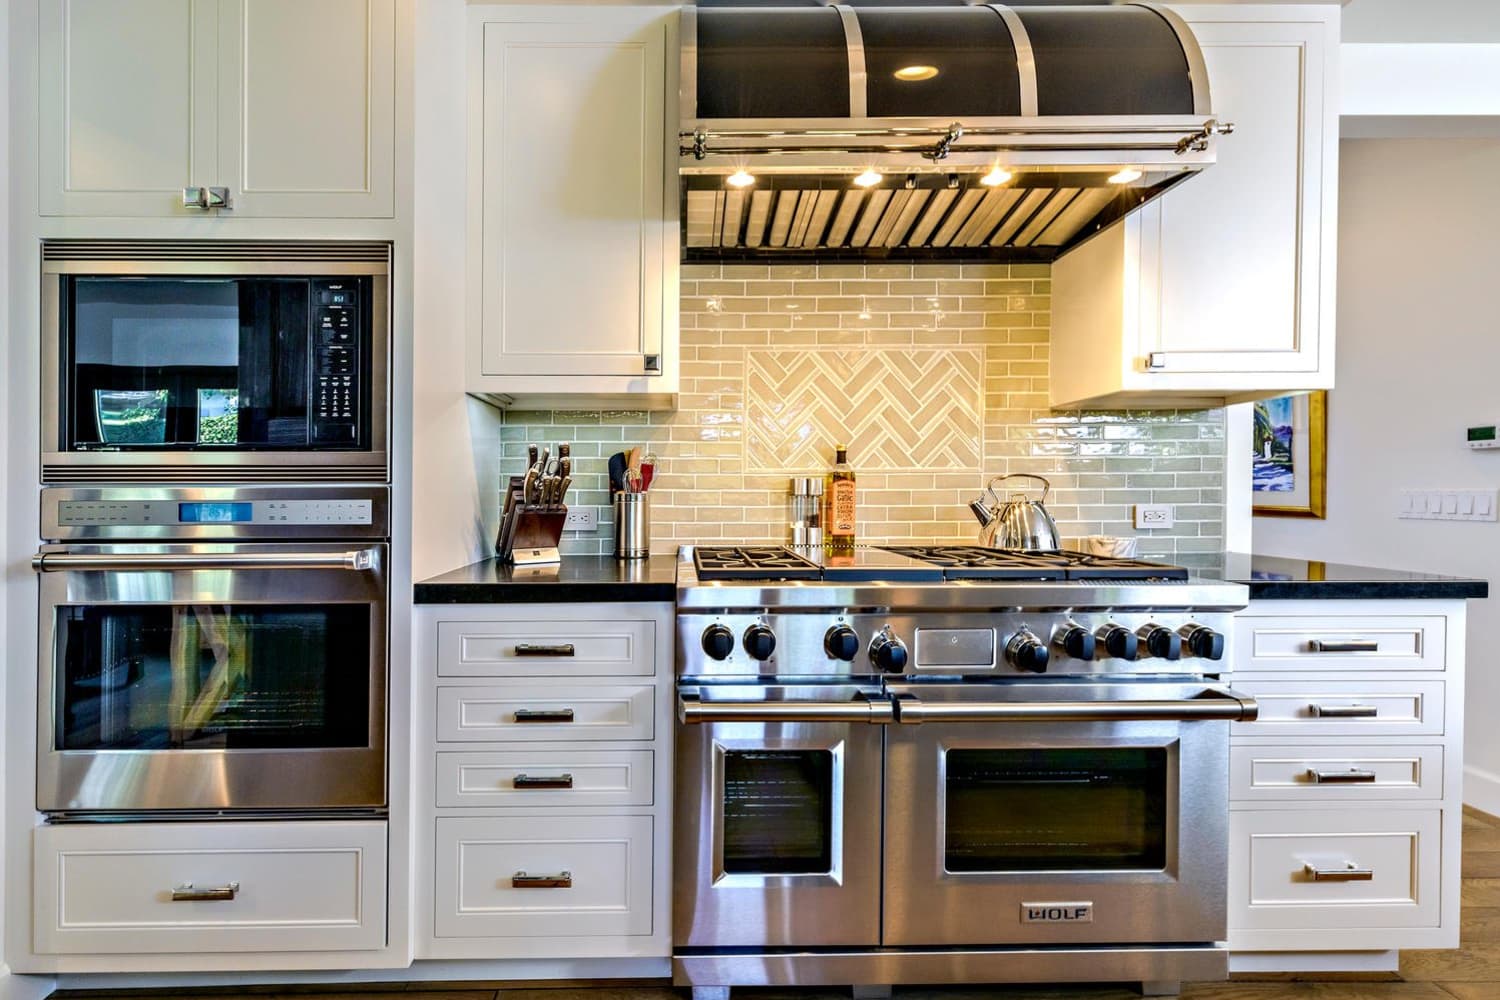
left=824, top=443, right=857, bottom=551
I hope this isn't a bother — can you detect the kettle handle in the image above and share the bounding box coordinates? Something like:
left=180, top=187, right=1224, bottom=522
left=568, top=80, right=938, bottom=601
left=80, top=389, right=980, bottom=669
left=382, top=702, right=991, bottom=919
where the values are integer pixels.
left=987, top=473, right=1051, bottom=503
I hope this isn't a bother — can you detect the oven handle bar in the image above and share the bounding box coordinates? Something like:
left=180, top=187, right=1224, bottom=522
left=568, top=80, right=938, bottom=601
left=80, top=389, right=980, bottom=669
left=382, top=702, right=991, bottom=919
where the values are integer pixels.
left=677, top=693, right=895, bottom=724
left=32, top=549, right=378, bottom=572
left=893, top=689, right=1258, bottom=724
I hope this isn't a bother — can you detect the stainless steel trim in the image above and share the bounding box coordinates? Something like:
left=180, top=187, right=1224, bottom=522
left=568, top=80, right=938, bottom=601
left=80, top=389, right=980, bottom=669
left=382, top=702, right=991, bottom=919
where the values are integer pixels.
left=834, top=6, right=868, bottom=119
left=33, top=549, right=376, bottom=572
left=171, top=882, right=240, bottom=902
left=1130, top=3, right=1213, bottom=116
left=988, top=6, right=1039, bottom=117
left=672, top=945, right=1227, bottom=988
left=512, top=871, right=573, bottom=889
left=893, top=689, right=1257, bottom=724
left=678, top=691, right=895, bottom=724
left=1309, top=768, right=1378, bottom=784
left=1310, top=639, right=1380, bottom=653
left=514, top=708, right=575, bottom=724
left=677, top=578, right=1250, bottom=613
left=514, top=643, right=576, bottom=657
left=681, top=5, right=698, bottom=121
left=1310, top=704, right=1380, bottom=718
left=513, top=773, right=574, bottom=790
left=1304, top=862, right=1374, bottom=883
left=42, top=240, right=391, bottom=261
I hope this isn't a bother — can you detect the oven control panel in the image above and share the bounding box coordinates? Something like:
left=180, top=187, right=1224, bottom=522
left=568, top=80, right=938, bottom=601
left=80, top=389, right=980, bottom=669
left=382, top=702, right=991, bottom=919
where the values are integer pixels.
left=311, top=280, right=361, bottom=445
left=56, top=499, right=373, bottom=526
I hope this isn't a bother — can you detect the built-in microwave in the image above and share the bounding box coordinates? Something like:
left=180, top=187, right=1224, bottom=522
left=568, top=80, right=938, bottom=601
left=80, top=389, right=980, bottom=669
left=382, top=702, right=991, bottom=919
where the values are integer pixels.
left=42, top=241, right=390, bottom=484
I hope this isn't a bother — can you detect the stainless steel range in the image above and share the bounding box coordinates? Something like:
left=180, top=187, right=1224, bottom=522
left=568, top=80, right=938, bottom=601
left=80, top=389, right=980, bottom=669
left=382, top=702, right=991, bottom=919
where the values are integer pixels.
left=673, top=545, right=1255, bottom=999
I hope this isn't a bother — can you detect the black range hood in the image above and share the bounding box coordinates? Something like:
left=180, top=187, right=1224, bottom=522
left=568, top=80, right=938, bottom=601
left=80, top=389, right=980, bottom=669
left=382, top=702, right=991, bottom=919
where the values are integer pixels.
left=680, top=3, right=1231, bottom=262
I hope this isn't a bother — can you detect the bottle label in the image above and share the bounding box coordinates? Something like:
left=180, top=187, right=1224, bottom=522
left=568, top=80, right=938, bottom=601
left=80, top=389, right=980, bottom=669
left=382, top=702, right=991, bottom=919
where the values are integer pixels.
left=830, top=480, right=856, bottom=536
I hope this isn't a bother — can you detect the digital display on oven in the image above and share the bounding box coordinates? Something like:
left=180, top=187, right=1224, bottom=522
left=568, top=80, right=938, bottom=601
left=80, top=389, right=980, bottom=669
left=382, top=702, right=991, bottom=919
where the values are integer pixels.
left=178, top=502, right=253, bottom=523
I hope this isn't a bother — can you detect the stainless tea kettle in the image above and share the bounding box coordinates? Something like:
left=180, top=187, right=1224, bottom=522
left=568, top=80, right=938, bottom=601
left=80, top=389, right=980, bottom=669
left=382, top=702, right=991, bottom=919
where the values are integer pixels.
left=969, top=473, right=1062, bottom=551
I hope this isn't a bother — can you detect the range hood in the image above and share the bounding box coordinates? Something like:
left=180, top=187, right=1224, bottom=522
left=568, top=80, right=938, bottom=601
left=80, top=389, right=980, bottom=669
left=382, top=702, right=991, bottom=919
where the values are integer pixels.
left=680, top=3, right=1231, bottom=262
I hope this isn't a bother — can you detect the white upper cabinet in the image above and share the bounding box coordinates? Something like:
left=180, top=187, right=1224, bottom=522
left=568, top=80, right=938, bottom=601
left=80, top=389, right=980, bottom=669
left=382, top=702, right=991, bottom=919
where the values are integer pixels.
left=1050, top=6, right=1338, bottom=409
left=466, top=6, right=679, bottom=409
left=40, top=0, right=395, bottom=218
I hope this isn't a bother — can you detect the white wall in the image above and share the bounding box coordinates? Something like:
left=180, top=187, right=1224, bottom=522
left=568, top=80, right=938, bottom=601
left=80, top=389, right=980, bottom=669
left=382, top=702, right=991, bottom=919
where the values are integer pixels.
left=1342, top=0, right=1500, bottom=43
left=1254, top=137, right=1500, bottom=813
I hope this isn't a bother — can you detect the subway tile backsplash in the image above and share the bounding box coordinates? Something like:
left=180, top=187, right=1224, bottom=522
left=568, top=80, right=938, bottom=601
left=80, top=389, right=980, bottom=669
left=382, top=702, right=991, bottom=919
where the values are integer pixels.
left=499, top=264, right=1226, bottom=558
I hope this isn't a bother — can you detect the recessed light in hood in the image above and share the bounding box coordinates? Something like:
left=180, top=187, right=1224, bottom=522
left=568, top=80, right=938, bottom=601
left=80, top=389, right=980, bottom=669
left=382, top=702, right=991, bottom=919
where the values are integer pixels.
left=680, top=3, right=1233, bottom=262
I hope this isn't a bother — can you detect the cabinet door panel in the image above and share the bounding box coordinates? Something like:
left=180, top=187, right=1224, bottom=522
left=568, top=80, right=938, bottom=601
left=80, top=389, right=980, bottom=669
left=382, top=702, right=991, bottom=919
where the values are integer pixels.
left=476, top=19, right=666, bottom=377
left=1148, top=18, right=1328, bottom=373
left=40, top=0, right=218, bottom=216
left=218, top=0, right=396, bottom=217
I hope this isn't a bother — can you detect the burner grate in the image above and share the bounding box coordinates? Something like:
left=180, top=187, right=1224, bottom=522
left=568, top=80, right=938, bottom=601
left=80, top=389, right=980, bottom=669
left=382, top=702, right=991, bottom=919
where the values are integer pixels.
left=693, top=545, right=822, bottom=581
left=877, top=546, right=1190, bottom=582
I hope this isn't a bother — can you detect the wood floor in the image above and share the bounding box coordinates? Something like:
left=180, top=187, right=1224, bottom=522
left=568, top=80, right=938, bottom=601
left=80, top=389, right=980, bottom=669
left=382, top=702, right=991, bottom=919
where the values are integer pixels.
left=51, top=807, right=1500, bottom=1000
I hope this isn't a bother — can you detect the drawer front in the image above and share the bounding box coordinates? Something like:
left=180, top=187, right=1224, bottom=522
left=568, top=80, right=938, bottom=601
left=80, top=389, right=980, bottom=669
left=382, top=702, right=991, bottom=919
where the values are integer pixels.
left=1230, top=808, right=1441, bottom=932
left=438, top=619, right=654, bottom=678
left=34, top=821, right=386, bottom=955
left=437, top=685, right=655, bottom=743
left=436, top=750, right=654, bottom=808
left=1231, top=744, right=1443, bottom=803
left=1231, top=680, right=1444, bottom=737
left=1235, top=614, right=1445, bottom=672
left=435, top=815, right=653, bottom=939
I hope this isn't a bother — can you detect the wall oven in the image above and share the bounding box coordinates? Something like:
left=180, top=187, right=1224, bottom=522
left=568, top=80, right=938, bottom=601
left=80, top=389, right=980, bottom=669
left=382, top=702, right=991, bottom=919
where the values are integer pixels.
left=35, top=486, right=389, bottom=817
left=41, top=241, right=389, bottom=484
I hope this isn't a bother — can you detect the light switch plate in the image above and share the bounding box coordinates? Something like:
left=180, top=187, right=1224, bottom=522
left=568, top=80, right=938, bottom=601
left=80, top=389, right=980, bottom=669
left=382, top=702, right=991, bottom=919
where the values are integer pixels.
left=1134, top=504, right=1175, bottom=529
left=564, top=507, right=598, bottom=531
left=1398, top=489, right=1498, bottom=521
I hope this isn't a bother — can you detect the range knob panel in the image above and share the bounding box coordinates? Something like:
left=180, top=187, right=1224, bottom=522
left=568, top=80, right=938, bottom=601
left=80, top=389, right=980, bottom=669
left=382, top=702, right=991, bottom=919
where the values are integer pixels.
left=824, top=625, right=860, bottom=662
left=1138, top=624, right=1183, bottom=661
left=1006, top=630, right=1050, bottom=673
left=1096, top=623, right=1139, bottom=660
left=1180, top=623, right=1226, bottom=660
left=1056, top=624, right=1096, bottom=661
left=869, top=629, right=909, bottom=674
left=701, top=624, right=735, bottom=661
left=743, top=624, right=777, bottom=661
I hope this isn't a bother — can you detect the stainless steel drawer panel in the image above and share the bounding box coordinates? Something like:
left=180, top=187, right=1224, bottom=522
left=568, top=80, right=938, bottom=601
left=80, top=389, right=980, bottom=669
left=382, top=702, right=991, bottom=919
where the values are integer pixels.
left=1235, top=615, right=1444, bottom=672
left=436, top=685, right=655, bottom=742
left=1230, top=744, right=1443, bottom=802
left=1230, top=680, right=1444, bottom=737
left=436, top=750, right=654, bottom=807
left=437, top=619, right=654, bottom=678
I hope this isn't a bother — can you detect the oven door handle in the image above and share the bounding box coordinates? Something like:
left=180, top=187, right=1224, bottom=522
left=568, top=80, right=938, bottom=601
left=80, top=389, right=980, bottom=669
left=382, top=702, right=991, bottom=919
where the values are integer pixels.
left=893, top=688, right=1259, bottom=724
left=677, top=692, right=895, bottom=724
left=32, top=549, right=378, bottom=572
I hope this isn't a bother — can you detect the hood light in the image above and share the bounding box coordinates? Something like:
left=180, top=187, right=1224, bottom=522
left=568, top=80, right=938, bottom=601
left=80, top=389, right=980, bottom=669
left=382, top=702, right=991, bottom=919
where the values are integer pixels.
left=980, top=165, right=1013, bottom=187
left=726, top=169, right=755, bottom=189
left=853, top=168, right=882, bottom=189
left=1109, top=167, right=1144, bottom=184
left=893, top=65, right=939, bottom=82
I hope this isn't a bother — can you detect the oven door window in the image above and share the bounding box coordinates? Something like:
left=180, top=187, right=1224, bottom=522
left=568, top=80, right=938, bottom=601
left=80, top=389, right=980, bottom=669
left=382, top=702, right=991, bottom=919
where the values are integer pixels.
left=722, top=750, right=834, bottom=875
left=53, top=604, right=370, bottom=750
left=944, top=747, right=1168, bottom=872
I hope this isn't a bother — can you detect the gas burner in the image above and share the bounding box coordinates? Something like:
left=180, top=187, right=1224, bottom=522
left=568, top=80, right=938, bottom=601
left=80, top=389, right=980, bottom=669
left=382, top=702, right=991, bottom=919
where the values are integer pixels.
left=877, top=546, right=1191, bottom=582
left=693, top=545, right=821, bottom=580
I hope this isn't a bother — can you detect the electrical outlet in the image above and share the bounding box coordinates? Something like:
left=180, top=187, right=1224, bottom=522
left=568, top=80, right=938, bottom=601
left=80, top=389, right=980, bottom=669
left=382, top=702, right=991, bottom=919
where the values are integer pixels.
left=564, top=507, right=598, bottom=531
left=1133, top=504, right=1174, bottom=529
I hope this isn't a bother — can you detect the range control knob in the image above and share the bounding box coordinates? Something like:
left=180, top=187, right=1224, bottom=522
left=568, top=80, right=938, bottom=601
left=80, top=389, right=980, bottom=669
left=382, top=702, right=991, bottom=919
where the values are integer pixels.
left=1056, top=624, right=1096, bottom=661
left=824, top=625, right=860, bottom=662
left=1006, top=631, right=1050, bottom=673
left=1096, top=623, right=1139, bottom=660
left=1138, top=624, right=1183, bottom=661
left=869, top=629, right=909, bottom=674
left=743, top=624, right=777, bottom=662
left=1180, top=624, right=1226, bottom=661
left=701, top=624, right=735, bottom=661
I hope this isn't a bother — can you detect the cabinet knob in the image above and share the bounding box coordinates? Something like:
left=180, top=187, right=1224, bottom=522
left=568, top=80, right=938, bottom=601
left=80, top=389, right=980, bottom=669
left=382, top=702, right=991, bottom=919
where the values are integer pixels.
left=644, top=354, right=661, bottom=373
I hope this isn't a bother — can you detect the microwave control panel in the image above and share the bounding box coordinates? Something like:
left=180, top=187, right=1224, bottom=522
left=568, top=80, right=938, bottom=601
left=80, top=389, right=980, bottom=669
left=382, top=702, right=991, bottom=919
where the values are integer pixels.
left=56, top=499, right=374, bottom=526
left=312, top=280, right=361, bottom=445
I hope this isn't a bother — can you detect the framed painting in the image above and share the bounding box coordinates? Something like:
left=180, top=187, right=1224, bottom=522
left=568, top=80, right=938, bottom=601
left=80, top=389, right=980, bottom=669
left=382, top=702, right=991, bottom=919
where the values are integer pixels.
left=1252, top=390, right=1327, bottom=518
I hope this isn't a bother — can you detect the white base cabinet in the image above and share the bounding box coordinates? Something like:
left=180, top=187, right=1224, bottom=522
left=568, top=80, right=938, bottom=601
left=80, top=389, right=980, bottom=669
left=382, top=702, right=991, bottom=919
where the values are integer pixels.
left=415, top=602, right=674, bottom=961
left=1227, top=599, right=1466, bottom=962
left=1050, top=5, right=1339, bottom=409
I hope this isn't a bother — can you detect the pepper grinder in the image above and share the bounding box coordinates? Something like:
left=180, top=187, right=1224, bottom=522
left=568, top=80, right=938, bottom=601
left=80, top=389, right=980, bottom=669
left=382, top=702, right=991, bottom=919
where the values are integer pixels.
left=789, top=477, right=824, bottom=547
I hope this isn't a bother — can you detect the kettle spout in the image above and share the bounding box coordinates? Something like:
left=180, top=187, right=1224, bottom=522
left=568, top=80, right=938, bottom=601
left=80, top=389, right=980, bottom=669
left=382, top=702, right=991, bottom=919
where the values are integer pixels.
left=969, top=498, right=997, bottom=528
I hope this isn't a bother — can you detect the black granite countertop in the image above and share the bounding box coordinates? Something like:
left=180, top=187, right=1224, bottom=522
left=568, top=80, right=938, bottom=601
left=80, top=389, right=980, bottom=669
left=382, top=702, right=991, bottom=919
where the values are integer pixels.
left=414, top=555, right=678, bottom=604
left=1211, top=552, right=1488, bottom=601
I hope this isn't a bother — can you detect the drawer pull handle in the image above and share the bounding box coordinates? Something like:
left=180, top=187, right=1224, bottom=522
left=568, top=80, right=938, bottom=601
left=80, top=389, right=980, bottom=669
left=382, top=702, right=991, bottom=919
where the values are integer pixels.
left=512, top=870, right=572, bottom=889
left=513, top=708, right=575, bottom=723
left=1309, top=768, right=1378, bottom=784
left=513, top=773, right=574, bottom=789
left=170, top=882, right=240, bottom=902
left=1304, top=862, right=1374, bottom=882
left=1310, top=703, right=1379, bottom=718
left=514, top=643, right=576, bottom=657
left=1309, top=639, right=1380, bottom=653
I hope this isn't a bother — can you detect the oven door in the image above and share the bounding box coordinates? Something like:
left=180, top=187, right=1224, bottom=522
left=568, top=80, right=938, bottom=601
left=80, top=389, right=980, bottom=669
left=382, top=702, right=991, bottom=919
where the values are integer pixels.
left=883, top=681, right=1256, bottom=947
left=35, top=543, right=388, bottom=814
left=674, top=684, right=890, bottom=948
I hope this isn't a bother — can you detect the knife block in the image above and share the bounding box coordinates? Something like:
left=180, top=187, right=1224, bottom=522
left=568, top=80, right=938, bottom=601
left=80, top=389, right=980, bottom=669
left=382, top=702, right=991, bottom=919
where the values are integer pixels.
left=497, top=506, right=567, bottom=566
